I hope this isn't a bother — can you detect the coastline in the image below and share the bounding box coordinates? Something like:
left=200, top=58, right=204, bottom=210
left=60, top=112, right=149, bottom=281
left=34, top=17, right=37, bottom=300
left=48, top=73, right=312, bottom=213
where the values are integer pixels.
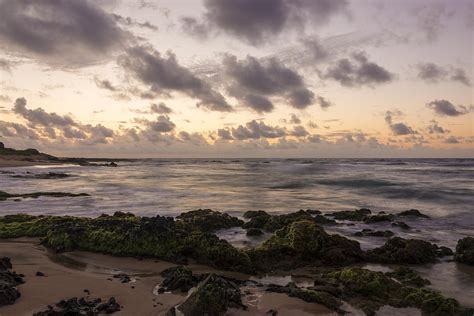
left=0, top=238, right=334, bottom=316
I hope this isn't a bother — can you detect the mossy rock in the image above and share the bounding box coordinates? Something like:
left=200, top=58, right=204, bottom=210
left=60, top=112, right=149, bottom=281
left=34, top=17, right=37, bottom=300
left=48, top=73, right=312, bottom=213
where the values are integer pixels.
left=365, top=237, right=440, bottom=264
left=242, top=210, right=334, bottom=233
left=178, top=274, right=245, bottom=316
left=176, top=209, right=244, bottom=232
left=397, top=209, right=430, bottom=219
left=326, top=208, right=371, bottom=221
left=246, top=228, right=264, bottom=236
left=386, top=267, right=430, bottom=287
left=454, top=237, right=474, bottom=265
left=243, top=210, right=269, bottom=219
left=248, top=220, right=361, bottom=271
left=159, top=266, right=199, bottom=293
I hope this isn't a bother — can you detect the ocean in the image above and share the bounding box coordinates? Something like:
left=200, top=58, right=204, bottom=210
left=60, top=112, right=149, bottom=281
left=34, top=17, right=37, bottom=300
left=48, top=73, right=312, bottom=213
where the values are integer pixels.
left=1, top=158, right=473, bottom=249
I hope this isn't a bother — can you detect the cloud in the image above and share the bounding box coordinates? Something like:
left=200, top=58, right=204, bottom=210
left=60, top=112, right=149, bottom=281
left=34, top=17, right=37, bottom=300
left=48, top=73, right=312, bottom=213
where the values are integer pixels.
left=119, top=45, right=232, bottom=112
left=291, top=125, right=309, bottom=137
left=0, top=95, right=11, bottom=103
left=230, top=120, right=286, bottom=140
left=289, top=114, right=301, bottom=124
left=323, top=52, right=394, bottom=87
left=94, top=78, right=118, bottom=92
left=189, top=0, right=347, bottom=45
left=145, top=115, right=176, bottom=133
left=0, top=0, right=132, bottom=68
left=10, top=97, right=115, bottom=144
left=112, top=14, right=158, bottom=31
left=415, top=3, right=451, bottom=42
left=427, top=99, right=470, bottom=116
left=217, top=128, right=233, bottom=140
left=223, top=54, right=314, bottom=111
left=150, top=103, right=173, bottom=114
left=445, top=136, right=459, bottom=144
left=315, top=96, right=333, bottom=109
left=427, top=120, right=448, bottom=134
left=416, top=63, right=471, bottom=86
left=181, top=17, right=209, bottom=39
left=0, top=58, right=12, bottom=72
left=385, top=111, right=416, bottom=136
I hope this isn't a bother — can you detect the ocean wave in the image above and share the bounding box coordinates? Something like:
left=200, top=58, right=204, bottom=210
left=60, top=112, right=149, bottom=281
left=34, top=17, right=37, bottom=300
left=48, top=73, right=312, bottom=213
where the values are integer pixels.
left=317, top=178, right=396, bottom=188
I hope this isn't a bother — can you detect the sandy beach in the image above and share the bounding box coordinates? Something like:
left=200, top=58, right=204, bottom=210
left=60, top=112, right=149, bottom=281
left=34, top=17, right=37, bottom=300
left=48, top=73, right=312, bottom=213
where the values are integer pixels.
left=0, top=238, right=335, bottom=316
left=0, top=157, right=57, bottom=168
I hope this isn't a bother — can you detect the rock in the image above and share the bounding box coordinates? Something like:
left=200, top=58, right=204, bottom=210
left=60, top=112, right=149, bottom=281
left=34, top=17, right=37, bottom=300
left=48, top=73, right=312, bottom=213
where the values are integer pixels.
left=364, top=214, right=395, bottom=224
left=437, top=246, right=453, bottom=257
left=166, top=307, right=177, bottom=316
left=305, top=209, right=321, bottom=215
left=391, top=221, right=411, bottom=230
left=246, top=228, right=264, bottom=237
left=178, top=274, right=245, bottom=316
left=365, top=237, right=440, bottom=264
left=159, top=266, right=199, bottom=293
left=0, top=257, right=23, bottom=307
left=243, top=210, right=269, bottom=219
left=266, top=282, right=342, bottom=312
left=248, top=220, right=362, bottom=271
left=328, top=268, right=465, bottom=316
left=397, top=209, right=430, bottom=219
left=35, top=271, right=45, bottom=277
left=354, top=229, right=394, bottom=238
left=0, top=142, right=4, bottom=148
left=107, top=162, right=118, bottom=167
left=113, top=273, right=131, bottom=283
left=266, top=309, right=278, bottom=315
left=176, top=209, right=244, bottom=232
left=34, top=297, right=121, bottom=315
left=385, top=267, right=430, bottom=287
left=326, top=208, right=371, bottom=221
left=454, top=237, right=474, bottom=265
left=242, top=210, right=335, bottom=233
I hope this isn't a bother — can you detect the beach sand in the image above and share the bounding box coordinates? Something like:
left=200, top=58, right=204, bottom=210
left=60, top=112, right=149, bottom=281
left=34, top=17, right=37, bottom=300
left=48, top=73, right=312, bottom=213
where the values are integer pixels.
left=0, top=157, right=56, bottom=168
left=0, top=238, right=335, bottom=316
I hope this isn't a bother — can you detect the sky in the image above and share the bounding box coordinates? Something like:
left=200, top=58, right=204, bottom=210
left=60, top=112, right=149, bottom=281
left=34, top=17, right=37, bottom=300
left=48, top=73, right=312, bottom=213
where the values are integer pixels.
left=0, top=0, right=473, bottom=158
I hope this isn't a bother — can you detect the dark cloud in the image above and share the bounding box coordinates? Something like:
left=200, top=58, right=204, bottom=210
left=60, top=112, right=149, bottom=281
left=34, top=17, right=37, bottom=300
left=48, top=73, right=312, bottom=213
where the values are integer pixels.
left=112, top=14, right=158, bottom=31
left=445, top=136, right=459, bottom=144
left=427, top=120, right=448, bottom=134
left=150, top=103, right=173, bottom=114
left=119, top=45, right=232, bottom=112
left=291, top=125, right=309, bottom=137
left=417, top=63, right=447, bottom=82
left=241, top=94, right=274, bottom=113
left=0, top=0, right=132, bottom=67
left=11, top=97, right=115, bottom=144
left=141, top=115, right=176, bottom=133
left=315, top=96, right=333, bottom=109
left=417, top=63, right=471, bottom=86
left=289, top=114, right=301, bottom=124
left=302, top=37, right=329, bottom=63
left=385, top=111, right=416, bottom=136
left=450, top=68, right=471, bottom=86
left=231, top=120, right=286, bottom=140
left=181, top=17, right=209, bottom=39
left=217, top=128, right=233, bottom=140
left=13, top=97, right=76, bottom=127
left=191, top=0, right=347, bottom=45
left=427, top=99, right=470, bottom=116
left=94, top=78, right=118, bottom=92
left=0, top=121, right=40, bottom=140
left=324, top=52, right=394, bottom=87
left=224, top=55, right=313, bottom=111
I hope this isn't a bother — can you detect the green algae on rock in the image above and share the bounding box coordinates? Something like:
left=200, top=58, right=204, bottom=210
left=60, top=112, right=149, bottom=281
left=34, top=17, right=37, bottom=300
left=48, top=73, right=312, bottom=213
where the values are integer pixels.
left=328, top=268, right=466, bottom=316
left=177, top=274, right=245, bottom=316
left=176, top=209, right=244, bottom=232
left=326, top=208, right=372, bottom=221
left=365, top=237, right=446, bottom=264
left=242, top=209, right=335, bottom=233
left=247, top=220, right=362, bottom=271
left=454, top=237, right=474, bottom=266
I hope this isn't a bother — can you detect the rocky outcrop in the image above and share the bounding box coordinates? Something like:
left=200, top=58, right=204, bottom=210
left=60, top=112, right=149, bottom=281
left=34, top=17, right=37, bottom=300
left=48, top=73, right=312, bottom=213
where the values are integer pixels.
left=364, top=237, right=448, bottom=264
left=158, top=266, right=199, bottom=293
left=397, top=209, right=430, bottom=219
left=33, top=297, right=121, bottom=315
left=248, top=220, right=362, bottom=271
left=354, top=229, right=394, bottom=238
left=454, top=237, right=474, bottom=265
left=0, top=257, right=23, bottom=307
left=326, top=208, right=371, bottom=221
left=176, top=209, right=244, bottom=232
left=177, top=274, right=245, bottom=316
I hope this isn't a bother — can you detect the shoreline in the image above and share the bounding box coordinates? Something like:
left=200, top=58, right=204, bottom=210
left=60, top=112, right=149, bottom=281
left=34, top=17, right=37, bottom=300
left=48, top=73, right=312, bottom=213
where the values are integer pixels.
left=0, top=238, right=334, bottom=316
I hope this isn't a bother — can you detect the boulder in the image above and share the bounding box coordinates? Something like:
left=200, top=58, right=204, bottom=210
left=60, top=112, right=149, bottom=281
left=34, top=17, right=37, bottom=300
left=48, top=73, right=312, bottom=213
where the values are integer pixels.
left=365, top=237, right=441, bottom=264
left=178, top=274, right=245, bottom=316
left=354, top=229, right=394, bottom=238
left=159, top=266, right=199, bottom=293
left=326, top=208, right=371, bottom=221
left=0, top=257, right=23, bottom=307
left=246, top=228, right=264, bottom=237
left=397, top=209, right=430, bottom=219
left=177, top=209, right=244, bottom=232
left=454, top=237, right=474, bottom=265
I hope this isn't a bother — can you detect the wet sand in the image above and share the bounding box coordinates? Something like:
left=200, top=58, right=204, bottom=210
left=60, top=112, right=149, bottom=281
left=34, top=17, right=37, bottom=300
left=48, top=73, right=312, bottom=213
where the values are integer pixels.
left=0, top=238, right=334, bottom=316
left=0, top=158, right=56, bottom=168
